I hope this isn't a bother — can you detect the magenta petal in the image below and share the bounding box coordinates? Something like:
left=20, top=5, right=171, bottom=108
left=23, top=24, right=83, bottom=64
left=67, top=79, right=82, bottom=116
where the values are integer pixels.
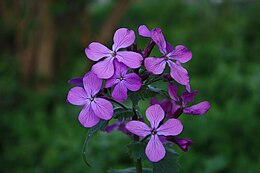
left=183, top=101, right=210, bottom=115
left=112, top=28, right=135, bottom=51
left=124, top=73, right=142, bottom=91
left=166, top=42, right=174, bottom=53
left=85, top=42, right=112, bottom=61
left=83, top=71, right=102, bottom=97
left=181, top=90, right=199, bottom=106
left=145, top=135, right=166, bottom=162
left=168, top=61, right=189, bottom=85
left=168, top=45, right=192, bottom=63
left=150, top=98, right=160, bottom=105
left=151, top=28, right=167, bottom=55
left=112, top=82, right=128, bottom=102
left=161, top=99, right=173, bottom=116
left=78, top=104, right=100, bottom=128
left=114, top=59, right=128, bottom=77
left=157, top=118, right=183, bottom=136
left=138, top=25, right=151, bottom=37
left=91, top=98, right=113, bottom=120
left=67, top=87, right=88, bottom=106
left=146, top=104, right=165, bottom=129
left=174, top=138, right=193, bottom=152
left=168, top=83, right=180, bottom=102
left=91, top=57, right=115, bottom=79
left=144, top=57, right=166, bottom=74
left=125, top=120, right=151, bottom=137
left=105, top=77, right=119, bottom=88
left=68, top=77, right=83, bottom=86
left=116, top=51, right=143, bottom=69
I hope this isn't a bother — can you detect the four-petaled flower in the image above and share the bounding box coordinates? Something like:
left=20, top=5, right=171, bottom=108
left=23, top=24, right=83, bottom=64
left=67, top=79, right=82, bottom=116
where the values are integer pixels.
left=67, top=71, right=113, bottom=128
left=105, top=59, right=142, bottom=102
left=139, top=25, right=192, bottom=91
left=85, top=28, right=143, bottom=79
left=126, top=104, right=183, bottom=162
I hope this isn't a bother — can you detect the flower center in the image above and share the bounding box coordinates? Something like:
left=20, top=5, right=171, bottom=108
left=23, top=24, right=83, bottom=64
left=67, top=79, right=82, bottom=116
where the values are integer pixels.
left=89, top=97, right=94, bottom=101
left=119, top=77, right=124, bottom=81
left=112, top=51, right=117, bottom=57
left=165, top=56, right=169, bottom=61
left=151, top=129, right=157, bottom=135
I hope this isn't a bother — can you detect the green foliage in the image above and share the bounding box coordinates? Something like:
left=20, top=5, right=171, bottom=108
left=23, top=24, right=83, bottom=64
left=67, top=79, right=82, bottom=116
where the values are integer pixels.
left=152, top=147, right=180, bottom=173
left=127, top=141, right=147, bottom=161
left=82, top=120, right=107, bottom=166
left=114, top=107, right=134, bottom=119
left=109, top=167, right=153, bottom=173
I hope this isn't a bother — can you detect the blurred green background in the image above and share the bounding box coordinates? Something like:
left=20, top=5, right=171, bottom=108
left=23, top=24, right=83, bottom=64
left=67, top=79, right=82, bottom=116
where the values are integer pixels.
left=1, top=0, right=260, bottom=172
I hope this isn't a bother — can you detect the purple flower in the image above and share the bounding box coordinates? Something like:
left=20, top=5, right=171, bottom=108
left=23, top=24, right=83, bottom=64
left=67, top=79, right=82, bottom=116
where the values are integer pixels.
left=139, top=25, right=192, bottom=89
left=85, top=28, right=143, bottom=79
left=104, top=119, right=130, bottom=135
left=105, top=59, right=142, bottom=102
left=126, top=104, right=183, bottom=162
left=67, top=71, right=114, bottom=128
left=168, top=83, right=211, bottom=116
left=165, top=137, right=193, bottom=152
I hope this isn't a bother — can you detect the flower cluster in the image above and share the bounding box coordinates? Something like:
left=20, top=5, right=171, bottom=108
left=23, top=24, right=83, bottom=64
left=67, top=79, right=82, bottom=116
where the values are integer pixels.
left=67, top=25, right=210, bottom=164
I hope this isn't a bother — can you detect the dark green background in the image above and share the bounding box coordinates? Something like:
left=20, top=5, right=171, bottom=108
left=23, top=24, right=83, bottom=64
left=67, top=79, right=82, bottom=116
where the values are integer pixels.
left=1, top=0, right=260, bottom=172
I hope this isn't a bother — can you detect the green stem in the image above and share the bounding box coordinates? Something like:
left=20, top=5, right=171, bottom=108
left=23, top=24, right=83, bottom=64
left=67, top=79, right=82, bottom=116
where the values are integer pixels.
left=132, top=105, right=142, bottom=173
left=103, top=97, right=128, bottom=110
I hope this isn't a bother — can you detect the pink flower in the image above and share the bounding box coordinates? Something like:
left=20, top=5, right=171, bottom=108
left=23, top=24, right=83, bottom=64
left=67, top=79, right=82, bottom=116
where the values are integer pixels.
left=85, top=28, right=143, bottom=79
left=105, top=59, right=142, bottom=102
left=139, top=25, right=192, bottom=90
left=126, top=104, right=183, bottom=162
left=67, top=71, right=113, bottom=128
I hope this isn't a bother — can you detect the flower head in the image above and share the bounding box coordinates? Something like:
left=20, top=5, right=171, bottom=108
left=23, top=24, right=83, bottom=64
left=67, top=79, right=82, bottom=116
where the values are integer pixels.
left=126, top=104, right=183, bottom=162
left=67, top=71, right=114, bottom=128
left=105, top=59, right=142, bottom=102
left=139, top=25, right=192, bottom=90
left=85, top=28, right=143, bottom=79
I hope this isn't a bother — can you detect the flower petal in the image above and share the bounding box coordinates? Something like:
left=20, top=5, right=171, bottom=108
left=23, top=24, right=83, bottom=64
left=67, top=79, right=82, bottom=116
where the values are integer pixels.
left=166, top=42, right=174, bottom=53
left=174, top=138, right=193, bottom=152
left=112, top=28, right=135, bottom=51
left=85, top=42, right=112, bottom=61
left=138, top=25, right=151, bottom=37
left=150, top=98, right=160, bottom=105
left=168, top=45, right=192, bottom=63
left=91, top=98, right=114, bottom=120
left=83, top=71, right=102, bottom=97
left=78, top=104, right=100, bottom=128
left=116, top=51, right=143, bottom=69
left=111, top=82, right=128, bottom=102
left=105, top=77, right=119, bottom=88
left=168, top=83, right=180, bottom=102
left=183, top=101, right=210, bottom=115
left=114, top=59, right=128, bottom=77
left=68, top=77, right=83, bottom=86
left=168, top=61, right=189, bottom=85
left=91, top=57, right=115, bottom=79
left=181, top=90, right=199, bottom=106
left=125, top=120, right=151, bottom=137
left=146, top=104, right=165, bottom=129
left=124, top=73, right=142, bottom=91
left=145, top=135, right=166, bottom=162
left=67, top=87, right=88, bottom=106
left=144, top=57, right=166, bottom=74
left=151, top=28, right=167, bottom=55
left=157, top=118, right=183, bottom=136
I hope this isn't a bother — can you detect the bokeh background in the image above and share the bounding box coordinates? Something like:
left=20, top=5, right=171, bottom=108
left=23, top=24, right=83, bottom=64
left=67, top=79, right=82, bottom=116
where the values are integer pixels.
left=1, top=0, right=260, bottom=172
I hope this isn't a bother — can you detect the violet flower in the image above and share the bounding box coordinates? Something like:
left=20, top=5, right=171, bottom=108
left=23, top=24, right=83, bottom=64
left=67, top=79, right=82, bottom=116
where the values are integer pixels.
left=126, top=104, right=183, bottom=162
left=166, top=137, right=193, bottom=152
left=138, top=25, right=192, bottom=90
left=85, top=28, right=143, bottom=79
left=168, top=83, right=211, bottom=116
left=67, top=71, right=114, bottom=128
left=105, top=59, right=142, bottom=102
left=68, top=77, right=83, bottom=86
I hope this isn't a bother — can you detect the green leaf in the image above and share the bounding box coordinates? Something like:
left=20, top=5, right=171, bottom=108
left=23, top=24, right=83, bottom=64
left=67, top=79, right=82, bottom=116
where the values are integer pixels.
left=129, top=85, right=165, bottom=104
left=127, top=141, right=147, bottom=160
left=109, top=167, right=153, bottom=173
left=82, top=120, right=107, bottom=166
left=152, top=147, right=180, bottom=173
left=114, top=107, right=134, bottom=119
